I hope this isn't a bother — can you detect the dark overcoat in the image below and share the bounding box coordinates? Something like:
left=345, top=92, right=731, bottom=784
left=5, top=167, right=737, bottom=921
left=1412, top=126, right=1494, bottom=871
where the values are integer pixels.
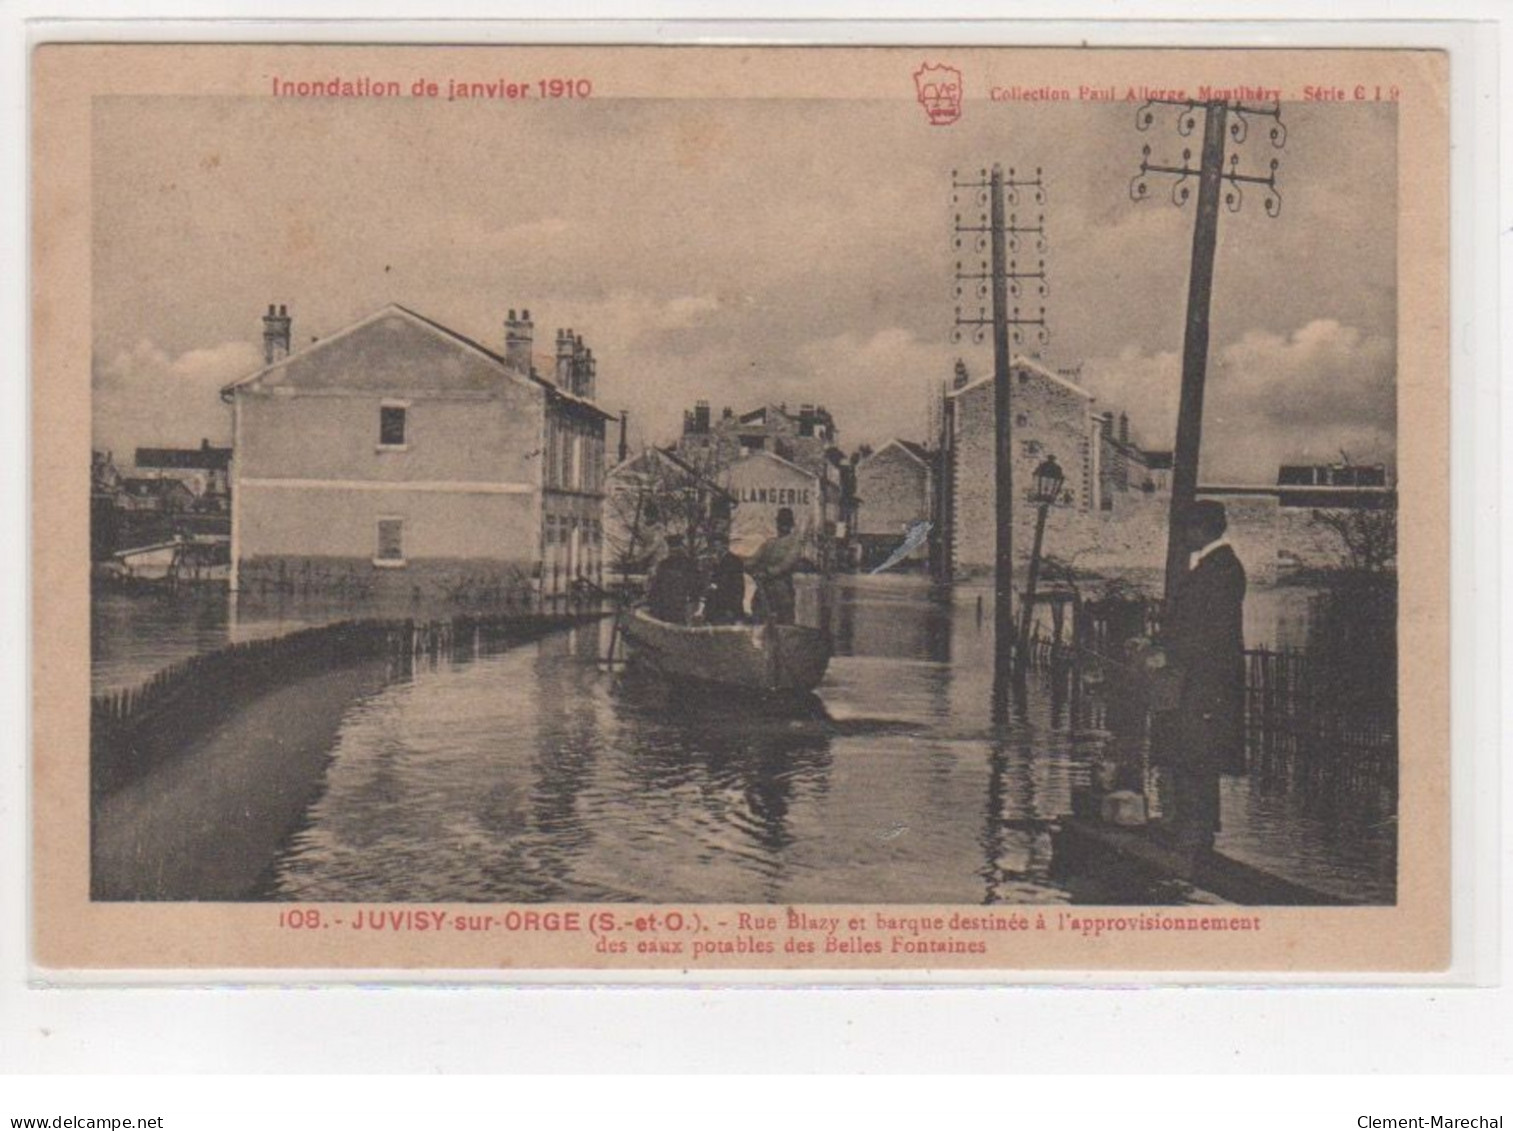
left=704, top=551, right=748, bottom=624
left=1165, top=543, right=1248, bottom=777
left=646, top=549, right=700, bottom=624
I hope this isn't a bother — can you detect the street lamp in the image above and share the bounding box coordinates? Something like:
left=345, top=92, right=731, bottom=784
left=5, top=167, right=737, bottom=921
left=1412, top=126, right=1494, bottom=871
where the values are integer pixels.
left=1018, top=454, right=1065, bottom=672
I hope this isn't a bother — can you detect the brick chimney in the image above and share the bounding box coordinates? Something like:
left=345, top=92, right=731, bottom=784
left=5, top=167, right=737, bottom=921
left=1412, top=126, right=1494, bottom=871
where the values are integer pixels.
left=1119, top=411, right=1130, bottom=446
left=504, top=309, right=533, bottom=373
left=555, top=329, right=576, bottom=387
left=262, top=303, right=291, bottom=366
left=576, top=345, right=596, bottom=400
left=618, top=410, right=629, bottom=463
left=693, top=400, right=711, bottom=433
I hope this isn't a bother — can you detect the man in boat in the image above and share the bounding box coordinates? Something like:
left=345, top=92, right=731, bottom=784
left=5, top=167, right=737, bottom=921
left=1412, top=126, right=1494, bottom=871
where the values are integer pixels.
left=645, top=532, right=700, bottom=624
left=1157, top=499, right=1248, bottom=850
left=702, top=530, right=747, bottom=625
left=746, top=506, right=804, bottom=626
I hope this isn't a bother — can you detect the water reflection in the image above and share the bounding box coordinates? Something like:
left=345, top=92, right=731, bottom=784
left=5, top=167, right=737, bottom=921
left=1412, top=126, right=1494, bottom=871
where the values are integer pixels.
left=92, top=573, right=1393, bottom=904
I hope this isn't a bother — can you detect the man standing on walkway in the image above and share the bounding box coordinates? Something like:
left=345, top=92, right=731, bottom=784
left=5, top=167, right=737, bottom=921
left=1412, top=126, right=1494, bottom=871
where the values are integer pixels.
left=1162, top=499, right=1247, bottom=849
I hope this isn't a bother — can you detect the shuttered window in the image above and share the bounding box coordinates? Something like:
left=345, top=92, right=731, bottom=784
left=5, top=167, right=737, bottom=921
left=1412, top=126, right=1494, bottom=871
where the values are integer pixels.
left=379, top=405, right=407, bottom=447
left=376, top=518, right=405, bottom=564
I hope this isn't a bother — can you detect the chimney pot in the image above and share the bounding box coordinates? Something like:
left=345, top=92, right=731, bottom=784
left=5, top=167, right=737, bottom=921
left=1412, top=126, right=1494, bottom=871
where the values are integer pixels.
left=504, top=306, right=534, bottom=372
left=555, top=327, right=576, bottom=388
left=262, top=303, right=292, bottom=366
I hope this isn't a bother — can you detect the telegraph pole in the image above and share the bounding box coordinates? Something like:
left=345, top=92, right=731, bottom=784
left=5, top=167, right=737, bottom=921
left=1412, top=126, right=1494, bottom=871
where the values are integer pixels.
left=952, top=165, right=1048, bottom=710
left=1166, top=103, right=1227, bottom=599
left=1130, top=99, right=1284, bottom=600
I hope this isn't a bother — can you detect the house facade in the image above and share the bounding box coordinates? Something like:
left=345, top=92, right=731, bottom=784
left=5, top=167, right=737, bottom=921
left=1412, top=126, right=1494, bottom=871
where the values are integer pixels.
left=943, top=356, right=1100, bottom=576
left=222, top=303, right=612, bottom=604
left=854, top=439, right=933, bottom=570
left=674, top=400, right=852, bottom=565
left=724, top=448, right=835, bottom=565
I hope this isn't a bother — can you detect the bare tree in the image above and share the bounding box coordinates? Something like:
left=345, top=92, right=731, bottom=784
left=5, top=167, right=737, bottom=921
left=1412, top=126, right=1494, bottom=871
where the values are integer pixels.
left=1310, top=507, right=1398, bottom=573
left=605, top=447, right=732, bottom=582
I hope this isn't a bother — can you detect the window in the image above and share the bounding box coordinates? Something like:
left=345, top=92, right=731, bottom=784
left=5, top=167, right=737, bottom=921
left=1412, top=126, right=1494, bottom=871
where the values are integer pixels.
left=375, top=518, right=405, bottom=565
left=379, top=404, right=407, bottom=447
left=1016, top=413, right=1030, bottom=427
left=1022, top=440, right=1041, bottom=457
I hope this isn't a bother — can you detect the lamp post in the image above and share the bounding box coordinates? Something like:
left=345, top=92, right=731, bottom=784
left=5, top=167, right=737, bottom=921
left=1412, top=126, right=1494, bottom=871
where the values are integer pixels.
left=1017, top=454, right=1064, bottom=673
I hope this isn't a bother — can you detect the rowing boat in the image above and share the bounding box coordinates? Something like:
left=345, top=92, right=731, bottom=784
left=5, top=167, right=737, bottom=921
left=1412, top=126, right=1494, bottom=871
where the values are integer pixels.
left=620, top=609, right=831, bottom=694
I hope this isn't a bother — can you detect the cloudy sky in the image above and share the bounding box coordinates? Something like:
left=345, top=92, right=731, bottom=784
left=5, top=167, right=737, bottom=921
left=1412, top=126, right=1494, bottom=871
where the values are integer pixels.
left=93, top=94, right=1395, bottom=482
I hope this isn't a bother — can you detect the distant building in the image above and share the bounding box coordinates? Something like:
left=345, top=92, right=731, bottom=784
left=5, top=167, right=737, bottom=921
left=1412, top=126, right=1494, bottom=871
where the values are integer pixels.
left=941, top=356, right=1101, bottom=576
left=675, top=398, right=851, bottom=566
left=91, top=451, right=124, bottom=561
left=676, top=400, right=838, bottom=478
left=1277, top=463, right=1389, bottom=488
left=1094, top=410, right=1156, bottom=509
left=922, top=354, right=1397, bottom=582
left=854, top=439, right=934, bottom=570
left=1144, top=449, right=1174, bottom=494
left=1272, top=462, right=1394, bottom=509
left=91, top=450, right=124, bottom=496
left=221, top=303, right=613, bottom=602
left=134, top=439, right=234, bottom=513
left=117, top=476, right=196, bottom=514
left=725, top=448, right=836, bottom=566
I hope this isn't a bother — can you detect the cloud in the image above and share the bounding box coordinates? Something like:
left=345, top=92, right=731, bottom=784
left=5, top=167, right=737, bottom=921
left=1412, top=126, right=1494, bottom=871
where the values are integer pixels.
left=1078, top=319, right=1395, bottom=483
left=794, top=327, right=951, bottom=446
left=92, top=338, right=255, bottom=461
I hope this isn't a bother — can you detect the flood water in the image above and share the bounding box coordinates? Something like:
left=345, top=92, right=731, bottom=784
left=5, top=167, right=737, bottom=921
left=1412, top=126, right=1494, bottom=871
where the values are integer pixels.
left=93, top=575, right=1396, bottom=905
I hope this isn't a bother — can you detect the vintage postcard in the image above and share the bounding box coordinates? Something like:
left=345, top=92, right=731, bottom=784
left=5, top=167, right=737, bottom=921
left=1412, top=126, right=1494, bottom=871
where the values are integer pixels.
left=31, top=41, right=1450, bottom=975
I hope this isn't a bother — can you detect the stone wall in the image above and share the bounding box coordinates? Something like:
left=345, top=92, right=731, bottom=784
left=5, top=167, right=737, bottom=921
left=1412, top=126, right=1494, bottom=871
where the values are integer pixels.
left=946, top=487, right=1362, bottom=587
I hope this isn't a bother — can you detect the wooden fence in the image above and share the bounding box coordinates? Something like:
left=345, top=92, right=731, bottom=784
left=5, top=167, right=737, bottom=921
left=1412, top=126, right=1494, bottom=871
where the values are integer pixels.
left=91, top=612, right=603, bottom=798
left=1244, top=645, right=1396, bottom=794
left=1021, top=598, right=1396, bottom=798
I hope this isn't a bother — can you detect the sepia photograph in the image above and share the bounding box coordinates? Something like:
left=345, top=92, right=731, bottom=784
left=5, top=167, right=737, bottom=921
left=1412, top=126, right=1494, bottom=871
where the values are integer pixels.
left=31, top=43, right=1450, bottom=970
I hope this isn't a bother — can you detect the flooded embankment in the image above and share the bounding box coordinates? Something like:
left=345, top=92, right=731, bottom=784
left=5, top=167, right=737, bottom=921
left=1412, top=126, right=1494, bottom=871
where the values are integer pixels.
left=92, top=661, right=390, bottom=900
left=91, top=612, right=605, bottom=901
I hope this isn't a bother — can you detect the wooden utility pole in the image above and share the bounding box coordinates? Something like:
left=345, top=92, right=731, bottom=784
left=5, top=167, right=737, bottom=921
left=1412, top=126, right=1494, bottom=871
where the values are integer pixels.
left=951, top=165, right=1048, bottom=708
left=1129, top=98, right=1286, bottom=601
left=988, top=165, right=1017, bottom=685
left=1163, top=102, right=1228, bottom=599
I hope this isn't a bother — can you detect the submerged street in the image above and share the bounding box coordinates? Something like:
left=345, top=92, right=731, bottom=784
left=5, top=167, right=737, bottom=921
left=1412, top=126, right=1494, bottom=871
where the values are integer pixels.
left=93, top=575, right=1395, bottom=905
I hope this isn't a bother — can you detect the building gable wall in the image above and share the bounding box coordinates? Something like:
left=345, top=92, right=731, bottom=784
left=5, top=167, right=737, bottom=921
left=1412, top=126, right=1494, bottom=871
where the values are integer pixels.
left=230, top=309, right=558, bottom=598
left=949, top=363, right=1096, bottom=573
left=856, top=443, right=930, bottom=538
